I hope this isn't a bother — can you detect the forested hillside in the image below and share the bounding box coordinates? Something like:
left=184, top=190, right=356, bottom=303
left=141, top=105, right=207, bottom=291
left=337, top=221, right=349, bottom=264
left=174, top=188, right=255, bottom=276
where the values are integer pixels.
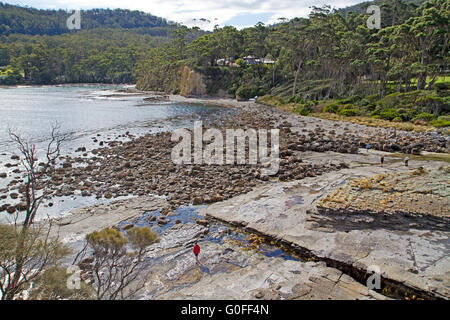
left=0, top=29, right=175, bottom=84
left=134, top=0, right=448, bottom=127
left=0, top=3, right=171, bottom=36
left=0, top=0, right=448, bottom=127
left=0, top=3, right=201, bottom=84
left=338, top=0, right=426, bottom=27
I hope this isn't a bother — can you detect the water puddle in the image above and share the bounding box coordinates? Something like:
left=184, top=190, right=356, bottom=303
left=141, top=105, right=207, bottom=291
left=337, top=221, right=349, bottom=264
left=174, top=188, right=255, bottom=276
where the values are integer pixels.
left=285, top=196, right=303, bottom=208
left=118, top=205, right=302, bottom=262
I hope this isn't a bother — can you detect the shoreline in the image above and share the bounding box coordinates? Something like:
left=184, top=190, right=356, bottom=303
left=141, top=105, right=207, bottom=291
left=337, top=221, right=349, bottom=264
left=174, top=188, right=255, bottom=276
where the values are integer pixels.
left=2, top=93, right=448, bottom=219
left=1, top=93, right=449, bottom=300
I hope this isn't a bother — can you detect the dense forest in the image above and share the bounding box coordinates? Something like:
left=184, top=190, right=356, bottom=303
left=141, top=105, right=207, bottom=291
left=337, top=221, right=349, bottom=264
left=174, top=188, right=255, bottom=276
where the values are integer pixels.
left=0, top=3, right=171, bottom=36
left=0, top=0, right=448, bottom=126
left=0, top=3, right=205, bottom=84
left=134, top=0, right=448, bottom=127
left=0, top=28, right=176, bottom=84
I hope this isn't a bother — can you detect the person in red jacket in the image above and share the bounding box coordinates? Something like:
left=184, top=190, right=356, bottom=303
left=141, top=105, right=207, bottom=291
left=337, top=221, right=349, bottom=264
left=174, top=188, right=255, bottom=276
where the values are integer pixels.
left=193, top=241, right=200, bottom=264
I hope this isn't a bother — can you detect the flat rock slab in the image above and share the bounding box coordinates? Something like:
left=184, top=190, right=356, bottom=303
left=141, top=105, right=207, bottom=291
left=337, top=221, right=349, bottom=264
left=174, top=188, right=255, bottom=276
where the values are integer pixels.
left=156, top=255, right=387, bottom=300
left=41, top=193, right=389, bottom=301
left=199, top=165, right=450, bottom=299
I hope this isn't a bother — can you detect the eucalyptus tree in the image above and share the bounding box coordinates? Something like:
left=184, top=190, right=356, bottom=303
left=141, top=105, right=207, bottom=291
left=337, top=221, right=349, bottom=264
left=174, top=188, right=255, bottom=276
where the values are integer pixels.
left=403, top=0, right=449, bottom=90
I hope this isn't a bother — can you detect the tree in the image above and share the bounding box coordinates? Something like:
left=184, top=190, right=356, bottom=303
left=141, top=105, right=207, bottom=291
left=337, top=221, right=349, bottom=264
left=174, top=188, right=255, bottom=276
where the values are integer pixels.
left=28, top=266, right=93, bottom=300
left=404, top=0, right=449, bottom=90
left=74, top=226, right=159, bottom=300
left=1, top=124, right=67, bottom=300
left=173, top=25, right=190, bottom=60
left=8, top=123, right=66, bottom=227
left=367, top=26, right=398, bottom=96
left=0, top=223, right=71, bottom=300
left=243, top=22, right=268, bottom=58
left=288, top=19, right=313, bottom=96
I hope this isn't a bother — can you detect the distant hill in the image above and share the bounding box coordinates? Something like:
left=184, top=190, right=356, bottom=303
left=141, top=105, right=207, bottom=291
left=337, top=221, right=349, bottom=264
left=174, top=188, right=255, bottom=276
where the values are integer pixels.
left=340, top=0, right=426, bottom=14
left=338, top=0, right=428, bottom=27
left=0, top=2, right=173, bottom=36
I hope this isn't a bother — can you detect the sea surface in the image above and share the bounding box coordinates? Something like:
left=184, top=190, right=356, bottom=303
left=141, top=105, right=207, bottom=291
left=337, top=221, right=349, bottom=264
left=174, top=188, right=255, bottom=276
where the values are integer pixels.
left=0, top=84, right=230, bottom=222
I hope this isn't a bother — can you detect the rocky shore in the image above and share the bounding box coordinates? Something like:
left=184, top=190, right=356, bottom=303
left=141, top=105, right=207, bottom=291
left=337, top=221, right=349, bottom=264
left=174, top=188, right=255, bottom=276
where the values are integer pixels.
left=1, top=95, right=449, bottom=300
left=1, top=97, right=448, bottom=215
left=47, top=195, right=389, bottom=300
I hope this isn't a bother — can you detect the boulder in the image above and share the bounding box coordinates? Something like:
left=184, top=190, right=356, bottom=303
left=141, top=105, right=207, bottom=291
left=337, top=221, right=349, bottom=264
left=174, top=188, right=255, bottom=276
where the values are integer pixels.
left=63, top=162, right=72, bottom=169
left=122, top=223, right=134, bottom=230
left=211, top=194, right=224, bottom=202
left=390, top=143, right=401, bottom=151
left=157, top=217, right=169, bottom=225
left=196, top=219, right=209, bottom=227
left=6, top=206, right=16, bottom=214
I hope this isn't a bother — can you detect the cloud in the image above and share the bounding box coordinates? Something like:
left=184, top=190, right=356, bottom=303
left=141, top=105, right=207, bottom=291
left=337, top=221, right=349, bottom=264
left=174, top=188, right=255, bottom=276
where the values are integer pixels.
left=3, top=0, right=364, bottom=29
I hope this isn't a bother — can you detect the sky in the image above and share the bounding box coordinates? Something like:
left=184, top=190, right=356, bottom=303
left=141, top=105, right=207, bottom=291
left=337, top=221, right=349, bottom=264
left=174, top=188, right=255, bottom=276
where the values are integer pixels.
left=3, top=0, right=366, bottom=29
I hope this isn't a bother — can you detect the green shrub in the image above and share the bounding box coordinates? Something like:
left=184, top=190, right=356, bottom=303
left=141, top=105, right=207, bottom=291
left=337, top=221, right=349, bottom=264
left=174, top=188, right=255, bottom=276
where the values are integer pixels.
left=379, top=108, right=402, bottom=121
left=438, top=115, right=450, bottom=122
left=356, top=98, right=370, bottom=107
left=304, top=101, right=315, bottom=108
left=430, top=119, right=450, bottom=128
left=296, top=97, right=304, bottom=104
left=236, top=85, right=259, bottom=100
left=413, top=112, right=434, bottom=122
left=396, top=108, right=416, bottom=121
left=294, top=104, right=312, bottom=116
left=416, top=96, right=446, bottom=115
left=257, top=86, right=269, bottom=96
left=338, top=108, right=357, bottom=116
left=392, top=117, right=403, bottom=122
left=227, top=84, right=238, bottom=95
left=338, top=98, right=352, bottom=104
left=323, top=103, right=339, bottom=113
left=235, top=58, right=245, bottom=67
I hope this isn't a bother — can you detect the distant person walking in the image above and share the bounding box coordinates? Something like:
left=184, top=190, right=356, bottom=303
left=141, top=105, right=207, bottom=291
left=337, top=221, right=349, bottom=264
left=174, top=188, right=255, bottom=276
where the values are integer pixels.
left=366, top=144, right=371, bottom=153
left=380, top=156, right=384, bottom=166
left=404, top=157, right=409, bottom=167
left=193, top=241, right=200, bottom=264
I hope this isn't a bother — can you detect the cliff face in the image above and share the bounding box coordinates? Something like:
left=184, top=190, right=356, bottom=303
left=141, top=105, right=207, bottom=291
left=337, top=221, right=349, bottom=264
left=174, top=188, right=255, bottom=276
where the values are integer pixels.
left=137, top=64, right=238, bottom=97
left=179, top=66, right=207, bottom=96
